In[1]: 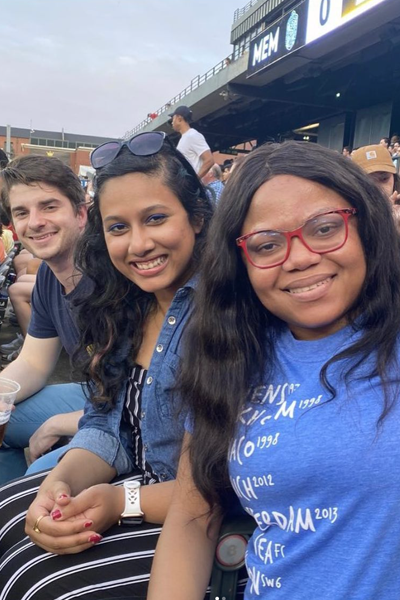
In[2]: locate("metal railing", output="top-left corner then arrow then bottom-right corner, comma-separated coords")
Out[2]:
122,0 -> 263,139
233,0 -> 261,22
123,44 -> 250,139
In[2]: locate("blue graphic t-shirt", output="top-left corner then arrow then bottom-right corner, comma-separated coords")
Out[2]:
229,325 -> 400,599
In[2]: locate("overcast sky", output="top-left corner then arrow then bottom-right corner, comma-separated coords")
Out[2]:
1,0 -> 239,138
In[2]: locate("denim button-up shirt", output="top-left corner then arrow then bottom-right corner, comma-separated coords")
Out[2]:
63,278 -> 196,480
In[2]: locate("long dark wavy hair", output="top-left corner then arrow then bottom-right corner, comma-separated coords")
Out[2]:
73,144 -> 213,405
179,141 -> 400,517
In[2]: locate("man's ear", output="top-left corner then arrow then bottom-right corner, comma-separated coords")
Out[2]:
77,203 -> 88,229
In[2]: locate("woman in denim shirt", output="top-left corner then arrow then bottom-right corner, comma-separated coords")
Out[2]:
0,135 -> 213,599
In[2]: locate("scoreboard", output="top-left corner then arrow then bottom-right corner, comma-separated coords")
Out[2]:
306,0 -> 389,44
248,0 -> 391,78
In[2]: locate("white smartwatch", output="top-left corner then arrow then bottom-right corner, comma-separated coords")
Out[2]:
119,480 -> 144,526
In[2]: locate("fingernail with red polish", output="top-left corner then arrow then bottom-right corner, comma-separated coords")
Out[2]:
51,509 -> 62,520
58,494 -> 68,500
84,521 -> 93,528
88,534 -> 103,544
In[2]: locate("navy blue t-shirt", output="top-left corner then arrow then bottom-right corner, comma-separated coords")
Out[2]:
28,262 -> 92,357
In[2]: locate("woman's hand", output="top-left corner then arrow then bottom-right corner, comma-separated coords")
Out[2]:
51,483 -> 125,536
24,449 -> 118,554
389,190 -> 400,205
25,481 -> 115,555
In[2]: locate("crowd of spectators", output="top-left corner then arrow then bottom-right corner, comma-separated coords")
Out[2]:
343,133 -> 400,173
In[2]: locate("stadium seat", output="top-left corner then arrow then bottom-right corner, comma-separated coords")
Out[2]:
210,513 -> 255,600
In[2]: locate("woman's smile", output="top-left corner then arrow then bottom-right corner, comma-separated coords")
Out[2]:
283,274 -> 335,298
131,255 -> 168,272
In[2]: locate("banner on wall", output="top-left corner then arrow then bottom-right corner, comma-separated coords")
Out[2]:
247,1 -> 308,78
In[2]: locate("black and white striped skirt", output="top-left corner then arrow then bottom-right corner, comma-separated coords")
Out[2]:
0,470 -> 160,600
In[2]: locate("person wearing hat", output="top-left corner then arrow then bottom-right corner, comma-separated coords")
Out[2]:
351,144 -> 400,204
221,159 -> 233,184
169,106 -> 214,179
352,144 -> 400,232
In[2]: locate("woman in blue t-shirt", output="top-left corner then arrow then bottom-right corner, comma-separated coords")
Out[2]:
148,141 -> 400,600
0,134 -> 213,599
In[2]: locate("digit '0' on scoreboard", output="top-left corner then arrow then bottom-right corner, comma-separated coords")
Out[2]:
305,0 -> 389,45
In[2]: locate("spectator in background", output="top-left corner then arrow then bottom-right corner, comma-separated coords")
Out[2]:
380,137 -> 390,149
0,207 -> 18,242
352,144 -> 399,200
0,257 -> 43,362
85,178 -> 95,205
0,220 -> 14,254
0,149 -> 9,170
169,105 -> 214,179
202,163 -> 224,202
0,230 -> 6,264
392,141 -> 400,173
342,146 -> 352,157
352,144 -> 400,230
221,159 -> 233,184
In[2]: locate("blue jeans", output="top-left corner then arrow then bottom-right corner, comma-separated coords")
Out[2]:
0,383 -> 86,484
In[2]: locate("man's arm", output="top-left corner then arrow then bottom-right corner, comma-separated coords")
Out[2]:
29,410 -> 84,461
197,150 -> 214,180
2,334 -> 62,403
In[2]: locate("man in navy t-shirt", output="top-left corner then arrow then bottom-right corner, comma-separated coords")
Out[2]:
0,155 -> 89,482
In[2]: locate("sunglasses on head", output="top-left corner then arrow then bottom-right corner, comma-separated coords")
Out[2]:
90,131 -> 174,169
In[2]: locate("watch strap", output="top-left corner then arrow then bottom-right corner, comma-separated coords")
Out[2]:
120,481 -> 144,518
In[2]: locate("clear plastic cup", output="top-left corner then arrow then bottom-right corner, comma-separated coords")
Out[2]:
0,378 -> 21,446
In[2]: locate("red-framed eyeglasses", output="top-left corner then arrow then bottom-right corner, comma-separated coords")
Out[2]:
236,208 -> 358,269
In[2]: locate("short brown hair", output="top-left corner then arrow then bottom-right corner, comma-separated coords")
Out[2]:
0,155 -> 85,219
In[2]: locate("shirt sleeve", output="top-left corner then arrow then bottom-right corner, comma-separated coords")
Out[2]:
60,428 -> 134,475
190,130 -> 211,156
28,264 -> 59,339
58,397 -> 134,475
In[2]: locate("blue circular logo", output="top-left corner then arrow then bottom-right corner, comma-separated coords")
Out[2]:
285,10 -> 299,51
